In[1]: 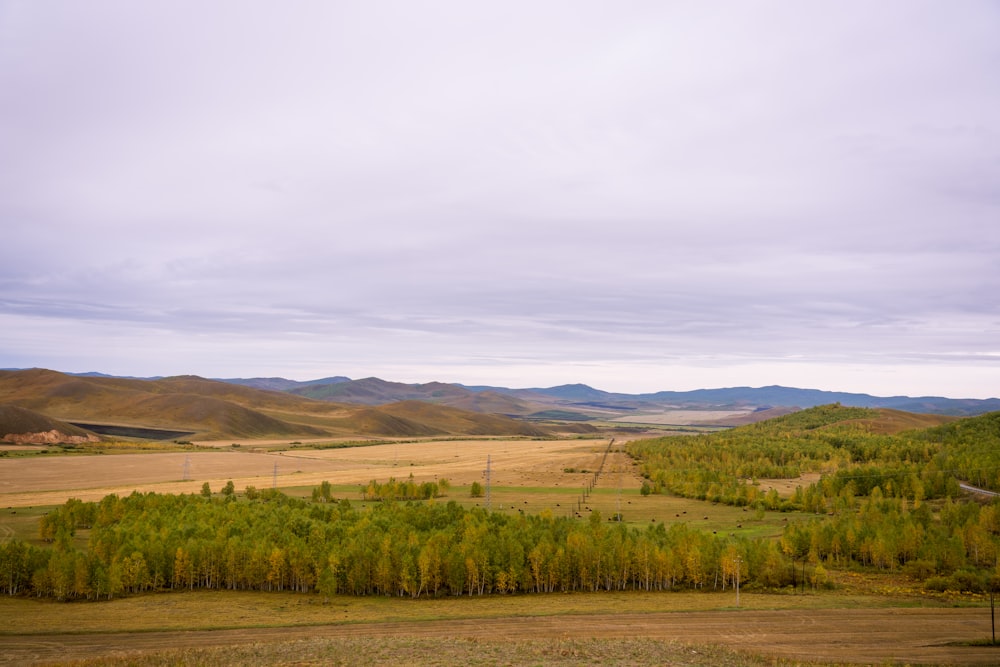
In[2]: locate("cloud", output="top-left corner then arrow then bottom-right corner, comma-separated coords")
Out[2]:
1,1 -> 998,397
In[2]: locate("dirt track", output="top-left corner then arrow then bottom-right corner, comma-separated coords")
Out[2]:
1,608 -> 996,665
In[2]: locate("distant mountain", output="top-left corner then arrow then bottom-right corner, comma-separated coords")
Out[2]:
217,376 -> 351,392
12,369 -> 996,419
289,377 -> 475,405
69,371 -> 162,380
636,385 -> 1000,416
523,383 -> 615,401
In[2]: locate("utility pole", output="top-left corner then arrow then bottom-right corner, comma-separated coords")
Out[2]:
615,440 -> 622,521
182,454 -> 191,482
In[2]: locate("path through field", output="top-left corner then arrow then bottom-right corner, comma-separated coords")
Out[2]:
0,608 -> 995,665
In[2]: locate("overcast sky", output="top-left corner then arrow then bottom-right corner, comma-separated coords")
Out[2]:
1,1 -> 998,398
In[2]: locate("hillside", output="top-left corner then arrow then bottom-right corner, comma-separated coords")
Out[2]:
289,377 -> 473,405
0,370 -> 558,440
0,404 -> 99,444
375,401 -> 550,437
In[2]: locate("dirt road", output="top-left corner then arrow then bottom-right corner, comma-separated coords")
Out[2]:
1,608 -> 996,665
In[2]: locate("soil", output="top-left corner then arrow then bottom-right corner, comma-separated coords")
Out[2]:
0,608 -> 995,665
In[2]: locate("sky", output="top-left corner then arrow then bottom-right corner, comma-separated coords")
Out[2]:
1,1 -> 998,398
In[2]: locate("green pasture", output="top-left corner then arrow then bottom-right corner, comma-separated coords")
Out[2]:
278,481 -> 806,539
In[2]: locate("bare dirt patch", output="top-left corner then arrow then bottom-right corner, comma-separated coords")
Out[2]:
755,473 -> 822,495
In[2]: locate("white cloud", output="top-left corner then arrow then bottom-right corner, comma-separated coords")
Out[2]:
1,1 -> 998,397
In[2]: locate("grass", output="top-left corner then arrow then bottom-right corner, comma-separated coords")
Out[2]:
282,484 -> 805,538
55,636 -> 814,667
3,589 -> 985,666
1,504 -> 52,543
0,588 -> 954,636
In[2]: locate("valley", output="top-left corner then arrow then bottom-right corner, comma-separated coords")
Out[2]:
1,368 -> 999,665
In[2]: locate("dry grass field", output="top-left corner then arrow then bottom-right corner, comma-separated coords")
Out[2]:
1,591 -> 997,665
0,438 -> 801,538
0,438 -> 624,508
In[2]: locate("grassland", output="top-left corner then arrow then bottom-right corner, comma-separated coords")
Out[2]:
1,590 -> 997,665
3,429 -> 1000,665
1,437 -> 804,543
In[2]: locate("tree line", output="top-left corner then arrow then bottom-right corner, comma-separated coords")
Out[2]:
2,488 -> 794,601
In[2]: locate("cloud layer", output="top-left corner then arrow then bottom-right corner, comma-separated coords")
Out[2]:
2,1 -> 998,397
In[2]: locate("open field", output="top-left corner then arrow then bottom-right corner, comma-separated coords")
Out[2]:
0,591 -> 997,665
0,437 -> 627,507
610,409 -> 750,425
4,423 -> 999,666
0,438 -> 803,538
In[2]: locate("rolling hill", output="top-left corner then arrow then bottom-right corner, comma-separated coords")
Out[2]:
0,370 -> 561,441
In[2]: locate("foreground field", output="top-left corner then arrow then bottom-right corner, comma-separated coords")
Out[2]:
0,591 -> 996,665
5,409 -> 1000,665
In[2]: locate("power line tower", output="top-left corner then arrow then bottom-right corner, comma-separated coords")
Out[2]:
483,455 -> 492,511
272,460 -> 278,489
182,454 -> 191,482
616,441 -> 623,521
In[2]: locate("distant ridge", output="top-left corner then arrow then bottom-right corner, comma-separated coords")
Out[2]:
6,369 -> 998,417
219,376 -> 351,392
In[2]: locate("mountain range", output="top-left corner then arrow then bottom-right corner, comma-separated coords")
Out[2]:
1,368 -> 996,444
221,375 -> 999,416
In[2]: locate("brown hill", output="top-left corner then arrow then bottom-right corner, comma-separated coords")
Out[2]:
0,403 -> 99,444
289,377 -> 474,405
327,408 -> 447,438
0,370 -> 553,440
0,369 -> 337,439
442,390 -> 538,415
369,401 -> 550,437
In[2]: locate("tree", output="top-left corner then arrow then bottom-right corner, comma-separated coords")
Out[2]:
222,480 -> 235,498
470,481 -> 484,498
201,482 -> 212,498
